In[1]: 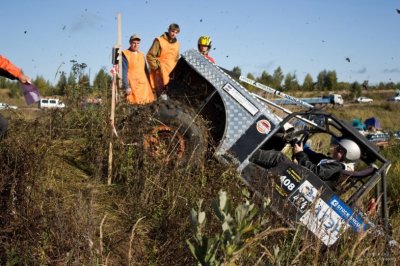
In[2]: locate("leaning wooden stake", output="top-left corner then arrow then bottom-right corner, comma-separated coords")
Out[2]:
108,13 -> 122,185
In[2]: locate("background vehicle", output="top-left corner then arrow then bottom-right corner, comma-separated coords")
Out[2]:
274,94 -> 344,106
387,91 -> 400,102
138,49 -> 393,247
0,102 -> 18,110
388,96 -> 400,102
39,98 -> 65,109
356,96 -> 373,103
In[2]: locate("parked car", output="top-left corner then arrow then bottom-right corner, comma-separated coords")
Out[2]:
356,96 -> 373,103
393,131 -> 400,140
39,98 -> 65,109
388,96 -> 400,102
0,102 -> 18,110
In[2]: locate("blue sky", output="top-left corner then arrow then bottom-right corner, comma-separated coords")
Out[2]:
2,0 -> 399,85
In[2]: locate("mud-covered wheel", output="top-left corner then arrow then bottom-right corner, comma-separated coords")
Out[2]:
144,101 -> 208,167
0,114 -> 8,139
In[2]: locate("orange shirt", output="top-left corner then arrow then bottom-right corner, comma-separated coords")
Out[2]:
147,34 -> 180,89
156,36 -> 179,85
122,50 -> 154,104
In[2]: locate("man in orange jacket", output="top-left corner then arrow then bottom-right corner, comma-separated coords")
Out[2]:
0,54 -> 30,83
122,34 -> 155,104
0,54 -> 31,138
146,23 -> 180,97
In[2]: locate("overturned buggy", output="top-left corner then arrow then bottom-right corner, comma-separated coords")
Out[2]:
145,49 -> 392,247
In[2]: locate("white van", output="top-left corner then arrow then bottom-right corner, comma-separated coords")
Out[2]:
39,98 -> 66,109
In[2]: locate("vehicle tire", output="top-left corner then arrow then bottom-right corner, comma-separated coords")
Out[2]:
0,114 -> 8,139
144,100 -> 208,168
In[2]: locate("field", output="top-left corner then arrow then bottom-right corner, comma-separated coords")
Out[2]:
1,89 -> 400,265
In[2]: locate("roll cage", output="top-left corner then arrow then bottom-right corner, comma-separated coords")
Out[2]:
259,108 -> 391,229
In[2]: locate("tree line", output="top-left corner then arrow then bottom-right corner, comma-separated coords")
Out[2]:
0,61 -> 112,101
231,66 -> 400,97
1,61 -> 399,100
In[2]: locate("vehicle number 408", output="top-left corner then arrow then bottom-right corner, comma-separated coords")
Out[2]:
280,176 -> 296,191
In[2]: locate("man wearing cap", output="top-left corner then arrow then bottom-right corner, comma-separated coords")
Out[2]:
122,34 -> 155,104
146,23 -> 180,97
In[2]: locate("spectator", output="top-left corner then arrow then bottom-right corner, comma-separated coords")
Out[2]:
122,34 -> 155,104
0,54 -> 30,83
0,54 -> 32,138
146,23 -> 180,97
250,138 -> 361,181
198,35 -> 215,63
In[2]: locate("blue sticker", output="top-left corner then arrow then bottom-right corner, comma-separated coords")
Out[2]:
328,195 -> 368,232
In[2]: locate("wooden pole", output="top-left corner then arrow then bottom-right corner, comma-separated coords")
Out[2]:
107,13 -> 122,185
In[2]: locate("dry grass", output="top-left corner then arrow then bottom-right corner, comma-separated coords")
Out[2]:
0,94 -> 399,265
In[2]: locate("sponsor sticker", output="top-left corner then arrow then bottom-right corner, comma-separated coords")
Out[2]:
222,83 -> 259,116
274,167 -> 302,197
328,195 -> 367,232
256,119 -> 271,134
300,198 -> 349,246
289,180 -> 319,213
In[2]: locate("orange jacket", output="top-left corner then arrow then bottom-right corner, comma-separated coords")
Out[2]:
122,50 -> 155,104
147,35 -> 179,89
0,55 -> 23,80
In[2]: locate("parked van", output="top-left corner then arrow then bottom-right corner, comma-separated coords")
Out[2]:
39,98 -> 65,109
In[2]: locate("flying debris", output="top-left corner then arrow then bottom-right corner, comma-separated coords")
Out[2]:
54,62 -> 65,80
62,25 -> 66,30
346,57 -> 351,62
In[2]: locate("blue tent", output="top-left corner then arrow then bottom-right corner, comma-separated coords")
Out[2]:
364,117 -> 382,130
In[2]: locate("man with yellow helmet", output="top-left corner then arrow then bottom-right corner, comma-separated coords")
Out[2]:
198,35 -> 215,64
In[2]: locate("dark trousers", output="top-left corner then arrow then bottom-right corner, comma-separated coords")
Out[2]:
250,149 -> 290,169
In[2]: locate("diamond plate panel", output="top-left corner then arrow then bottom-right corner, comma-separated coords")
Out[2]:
182,49 -> 281,155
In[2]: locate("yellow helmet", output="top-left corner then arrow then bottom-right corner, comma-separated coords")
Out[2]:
198,35 -> 212,50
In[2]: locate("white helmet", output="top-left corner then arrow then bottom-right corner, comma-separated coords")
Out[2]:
338,138 -> 361,161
